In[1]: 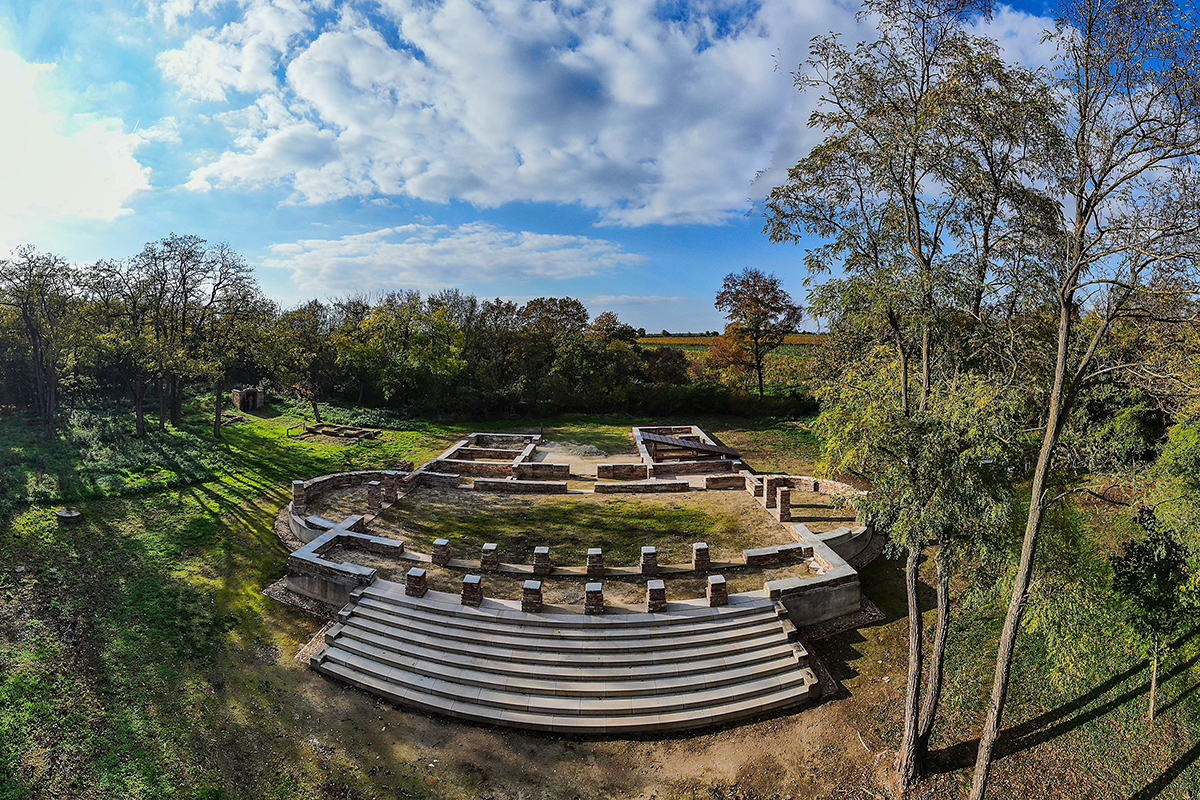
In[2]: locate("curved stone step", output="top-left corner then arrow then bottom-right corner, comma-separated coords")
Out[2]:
330,621 -> 802,681
316,657 -> 816,734
344,602 -> 785,654
330,635 -> 801,697
353,594 -> 778,641
356,580 -> 773,627
337,612 -> 790,668
319,647 -> 811,717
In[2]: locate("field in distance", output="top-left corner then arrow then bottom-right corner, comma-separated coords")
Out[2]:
639,332 -> 826,353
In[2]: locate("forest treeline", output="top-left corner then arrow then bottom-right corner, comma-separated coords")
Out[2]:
0,235 -> 815,439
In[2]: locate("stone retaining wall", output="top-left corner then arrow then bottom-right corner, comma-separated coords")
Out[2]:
705,473 -> 745,490
515,462 -> 570,480
651,459 -> 737,476
474,478 -> 569,494
596,463 -> 649,480
594,480 -> 690,494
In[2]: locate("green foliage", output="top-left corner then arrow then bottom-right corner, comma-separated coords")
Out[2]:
1111,509 -> 1198,656
1161,421 -> 1200,487
815,354 -> 1018,557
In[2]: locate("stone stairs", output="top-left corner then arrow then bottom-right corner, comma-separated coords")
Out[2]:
310,578 -> 819,734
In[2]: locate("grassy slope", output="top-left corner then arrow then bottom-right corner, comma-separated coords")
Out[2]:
3,403 -> 1199,799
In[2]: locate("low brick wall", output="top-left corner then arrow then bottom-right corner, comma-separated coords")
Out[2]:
705,473 -> 745,490
457,446 -> 526,460
650,459 -> 736,477
418,471 -> 461,489
515,462 -> 570,480
474,478 -> 569,494
743,541 -> 813,566
431,458 -> 513,478
596,463 -> 649,480
594,480 -> 690,494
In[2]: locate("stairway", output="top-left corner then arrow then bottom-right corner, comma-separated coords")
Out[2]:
311,578 -> 818,734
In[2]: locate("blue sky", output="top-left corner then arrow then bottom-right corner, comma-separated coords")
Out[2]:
0,0 -> 1054,331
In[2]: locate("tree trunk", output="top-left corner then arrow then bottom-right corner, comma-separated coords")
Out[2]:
917,558 -> 951,760
157,378 -> 167,430
756,358 -> 765,399
1149,638 -> 1159,723
969,300 -> 1074,800
311,398 -> 322,424
169,375 -> 182,427
213,378 -> 223,439
919,321 -> 930,413
133,377 -> 146,438
896,545 -> 925,794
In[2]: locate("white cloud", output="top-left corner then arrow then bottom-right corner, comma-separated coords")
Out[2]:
156,0 -> 314,102
262,222 -> 646,296
162,0 -> 858,225
0,46 -> 154,249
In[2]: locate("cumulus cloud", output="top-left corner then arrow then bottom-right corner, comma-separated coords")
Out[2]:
159,0 -> 1058,226
262,222 -> 646,295
160,0 -> 859,225
0,46 -> 154,248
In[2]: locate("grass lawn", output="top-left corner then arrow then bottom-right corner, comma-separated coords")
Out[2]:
2,401 -> 1198,799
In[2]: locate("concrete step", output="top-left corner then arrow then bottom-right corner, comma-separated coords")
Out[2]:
320,646 -> 811,717
315,657 -> 816,734
330,634 -> 802,697
331,621 -> 803,681
344,602 -> 785,654
337,612 -> 792,667
353,594 -> 778,641
356,580 -> 773,627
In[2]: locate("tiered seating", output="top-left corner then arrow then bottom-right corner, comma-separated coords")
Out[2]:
311,578 -> 818,734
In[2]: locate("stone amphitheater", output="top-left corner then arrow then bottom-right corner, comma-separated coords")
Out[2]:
280,426 -> 876,735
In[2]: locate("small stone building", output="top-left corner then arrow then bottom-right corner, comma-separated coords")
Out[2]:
231,387 -> 266,411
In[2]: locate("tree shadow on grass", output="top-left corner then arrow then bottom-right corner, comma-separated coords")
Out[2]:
929,626 -> 1200,775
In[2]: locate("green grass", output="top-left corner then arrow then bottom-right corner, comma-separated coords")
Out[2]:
4,400 -> 1197,799
387,494 -> 738,564
0,404 -> 827,799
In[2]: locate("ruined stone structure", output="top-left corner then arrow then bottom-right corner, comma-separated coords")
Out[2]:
230,387 -> 266,411
284,424 -> 874,735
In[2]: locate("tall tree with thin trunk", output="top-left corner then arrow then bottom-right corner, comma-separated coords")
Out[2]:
969,0 -> 1200,796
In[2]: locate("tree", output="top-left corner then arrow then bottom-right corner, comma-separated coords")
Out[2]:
0,246 -> 77,439
714,268 -> 801,398
763,0 -> 1051,789
277,300 -> 339,423
1111,508 -> 1197,722
970,1 -> 1200,795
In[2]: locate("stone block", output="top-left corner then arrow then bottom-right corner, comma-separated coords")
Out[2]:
522,580 -> 543,613
405,567 -> 428,598
584,582 -> 604,614
291,480 -> 308,509
367,480 -> 382,511
745,475 -> 764,497
707,574 -> 728,607
646,579 -> 667,613
692,542 -> 711,571
640,546 -> 659,576
532,546 -> 551,576
461,574 -> 483,607
774,486 -> 792,522
382,472 -> 398,503
587,547 -> 604,577
481,542 -> 499,570
432,538 -> 450,566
